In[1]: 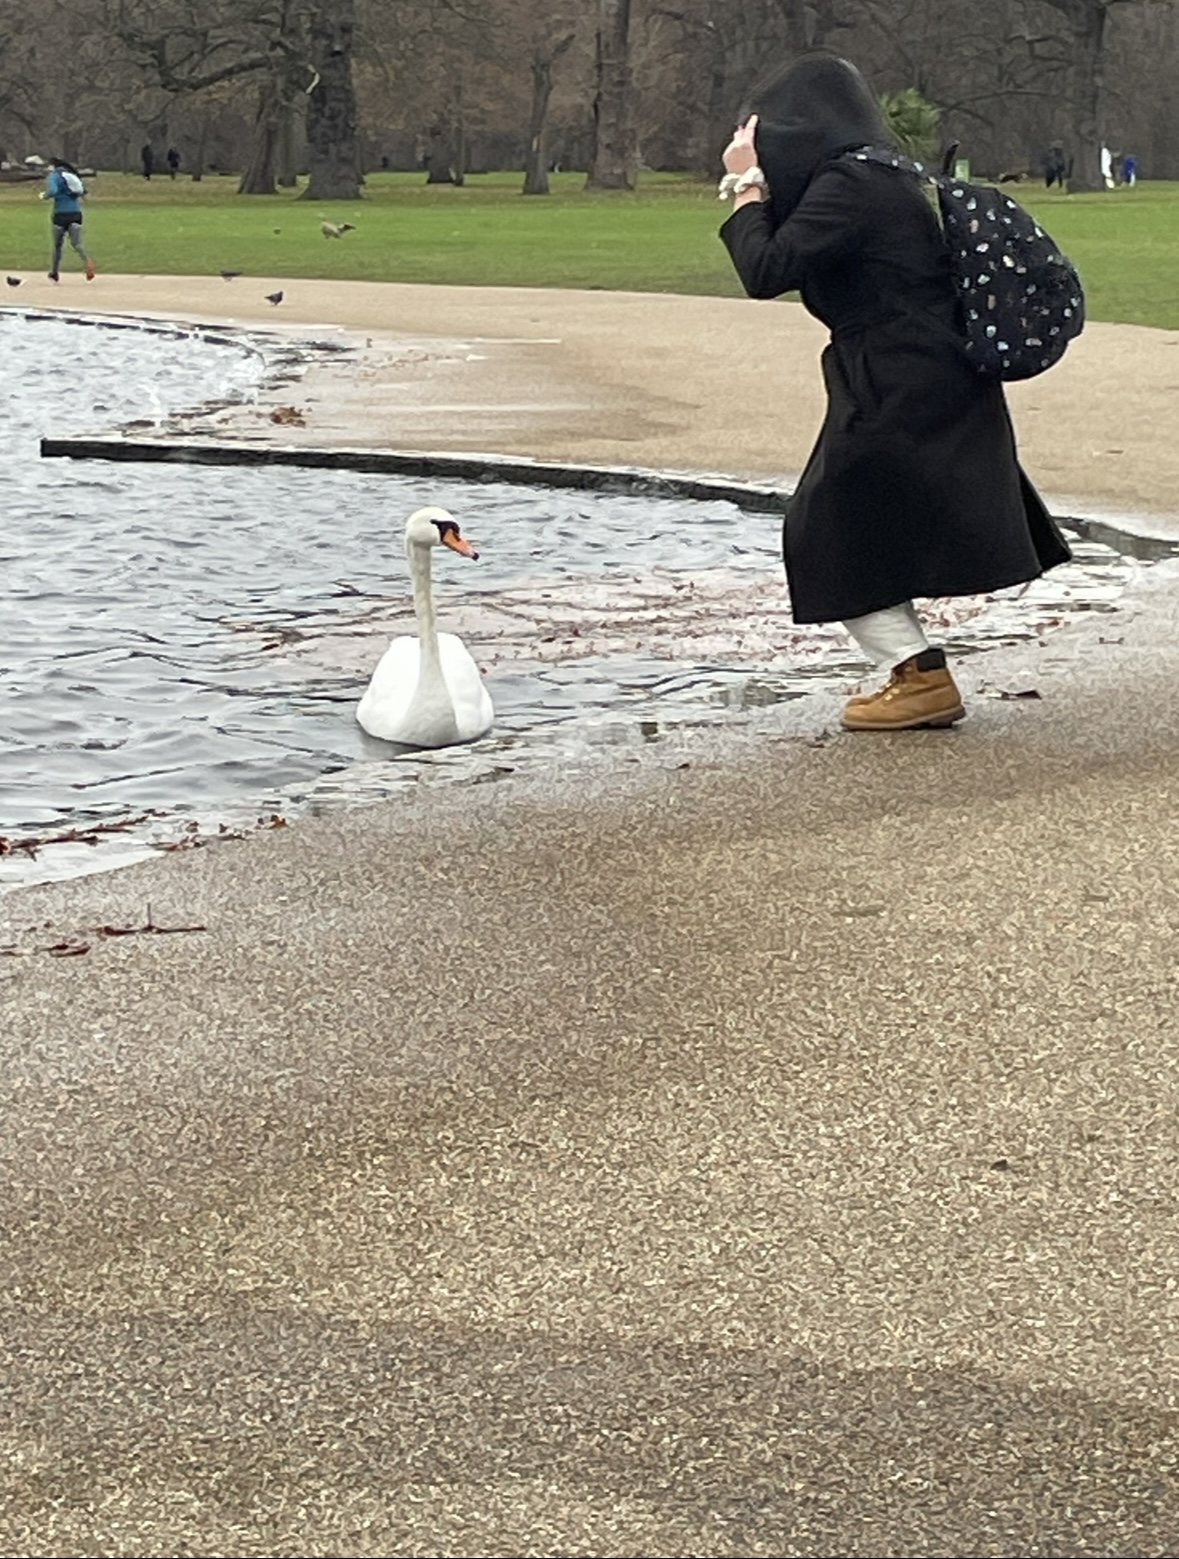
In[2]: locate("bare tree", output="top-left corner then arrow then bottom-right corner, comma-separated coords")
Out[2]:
586,0 -> 636,188
824,0 -> 1175,184
235,19 -> 321,193
1029,0 -> 1171,189
108,0 -> 359,193
6,0 -> 1179,192
640,0 -> 857,176
0,0 -> 43,154
1106,0 -> 1179,173
301,0 -> 360,197
524,27 -> 576,192
855,0 -> 1051,169
359,0 -> 504,182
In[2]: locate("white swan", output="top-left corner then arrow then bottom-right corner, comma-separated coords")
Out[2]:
356,506 -> 495,748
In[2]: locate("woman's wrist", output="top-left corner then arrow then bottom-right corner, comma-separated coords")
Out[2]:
718,166 -> 768,201
731,186 -> 766,210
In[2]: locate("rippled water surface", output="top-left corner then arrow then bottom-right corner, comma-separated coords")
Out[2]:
0,310 -> 1157,887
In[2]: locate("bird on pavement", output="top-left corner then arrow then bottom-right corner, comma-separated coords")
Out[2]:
321,221 -> 356,239
265,291 -> 284,305
5,276 -> 21,287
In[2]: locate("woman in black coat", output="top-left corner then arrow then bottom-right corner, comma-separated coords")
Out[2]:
719,54 -> 1071,731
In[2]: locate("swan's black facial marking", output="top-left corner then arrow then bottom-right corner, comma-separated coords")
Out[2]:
433,518 -> 460,543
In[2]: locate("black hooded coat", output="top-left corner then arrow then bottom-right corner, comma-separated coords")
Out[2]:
720,55 -> 1070,624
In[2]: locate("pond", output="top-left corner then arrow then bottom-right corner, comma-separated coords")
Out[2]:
0,308 -> 1157,889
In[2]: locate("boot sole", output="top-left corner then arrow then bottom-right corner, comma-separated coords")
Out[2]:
841,705 -> 966,732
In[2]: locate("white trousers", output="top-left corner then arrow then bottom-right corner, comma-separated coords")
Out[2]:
842,601 -> 930,668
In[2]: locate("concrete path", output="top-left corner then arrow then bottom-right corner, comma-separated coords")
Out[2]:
2,280 -> 1179,1557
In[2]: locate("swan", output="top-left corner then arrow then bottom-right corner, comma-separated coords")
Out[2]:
356,506 -> 495,748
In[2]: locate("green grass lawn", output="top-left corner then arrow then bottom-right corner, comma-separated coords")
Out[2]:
2,169 -> 1176,328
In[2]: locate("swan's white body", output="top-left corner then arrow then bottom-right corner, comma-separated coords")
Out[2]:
356,507 -> 494,748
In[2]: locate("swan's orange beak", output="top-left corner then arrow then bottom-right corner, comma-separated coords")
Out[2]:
442,530 -> 479,560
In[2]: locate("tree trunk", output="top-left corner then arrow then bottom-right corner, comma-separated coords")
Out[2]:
424,124 -> 456,184
239,78 -> 282,193
191,116 -> 208,181
299,0 -> 361,200
1065,0 -> 1108,191
453,78 -> 466,187
585,0 -> 635,190
523,57 -> 554,195
523,40 -> 571,195
1035,0 -> 1122,191
781,0 -> 811,51
277,103 -> 298,187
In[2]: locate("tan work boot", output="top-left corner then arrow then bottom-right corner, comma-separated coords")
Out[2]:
841,648 -> 966,731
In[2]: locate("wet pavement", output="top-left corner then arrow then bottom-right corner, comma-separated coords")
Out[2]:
1,310 -> 1167,888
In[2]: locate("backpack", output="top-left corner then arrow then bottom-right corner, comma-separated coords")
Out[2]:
57,168 -> 85,197
848,146 -> 1085,382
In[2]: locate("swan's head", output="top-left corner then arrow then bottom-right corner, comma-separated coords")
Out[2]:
404,506 -> 480,560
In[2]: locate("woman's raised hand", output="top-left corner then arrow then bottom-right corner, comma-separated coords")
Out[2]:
723,114 -> 759,175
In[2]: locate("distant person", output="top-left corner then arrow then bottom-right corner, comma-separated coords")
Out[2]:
166,146 -> 180,179
1043,142 -> 1069,188
718,54 -> 1071,731
1122,153 -> 1138,187
1100,145 -> 1114,188
140,142 -> 154,179
40,158 -> 95,283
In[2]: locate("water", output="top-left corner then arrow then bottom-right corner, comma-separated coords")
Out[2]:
0,309 -> 1160,888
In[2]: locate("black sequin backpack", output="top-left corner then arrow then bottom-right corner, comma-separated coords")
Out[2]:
848,145 -> 1085,382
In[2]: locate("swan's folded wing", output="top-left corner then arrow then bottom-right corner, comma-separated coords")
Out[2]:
439,633 -> 494,742
356,636 -> 420,741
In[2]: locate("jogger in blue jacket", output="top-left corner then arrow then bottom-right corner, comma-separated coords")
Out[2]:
41,159 -> 96,283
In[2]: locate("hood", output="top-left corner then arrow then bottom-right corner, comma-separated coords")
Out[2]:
742,54 -> 893,227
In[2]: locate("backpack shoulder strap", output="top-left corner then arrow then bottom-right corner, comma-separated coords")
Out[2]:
845,145 -> 933,183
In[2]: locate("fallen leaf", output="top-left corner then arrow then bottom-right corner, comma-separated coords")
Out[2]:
0,814 -> 155,856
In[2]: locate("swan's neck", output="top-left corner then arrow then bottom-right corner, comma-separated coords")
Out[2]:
404,538 -> 459,743
408,538 -> 444,678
